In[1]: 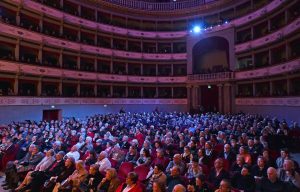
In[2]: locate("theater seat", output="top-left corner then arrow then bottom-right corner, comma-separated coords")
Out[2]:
134,165 -> 150,182
118,162 -> 134,180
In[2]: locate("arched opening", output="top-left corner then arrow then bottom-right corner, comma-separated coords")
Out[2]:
192,36 -> 229,74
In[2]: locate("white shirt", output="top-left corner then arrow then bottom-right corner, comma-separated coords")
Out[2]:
66,151 -> 80,161
96,157 -> 111,172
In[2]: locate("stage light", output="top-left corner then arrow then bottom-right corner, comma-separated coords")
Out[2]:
193,26 -> 201,33
208,85 -> 212,89
104,104 -> 107,107
51,105 -> 55,109
225,21 -> 228,24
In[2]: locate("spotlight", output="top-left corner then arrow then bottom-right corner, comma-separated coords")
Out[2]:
193,26 -> 201,33
208,85 -> 211,89
104,104 -> 107,107
225,21 -> 228,24
51,105 -> 55,109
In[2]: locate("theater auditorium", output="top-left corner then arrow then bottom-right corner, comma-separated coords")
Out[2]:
0,0 -> 299,191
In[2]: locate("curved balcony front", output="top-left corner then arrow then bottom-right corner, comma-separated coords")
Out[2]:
0,60 -> 187,84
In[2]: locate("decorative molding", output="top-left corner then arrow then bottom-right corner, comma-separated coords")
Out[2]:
0,60 -> 187,83
0,97 -> 187,106
187,72 -> 234,83
235,59 -> 300,80
0,22 -> 186,60
235,17 -> 300,53
235,97 -> 300,106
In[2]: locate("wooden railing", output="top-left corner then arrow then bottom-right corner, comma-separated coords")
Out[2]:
188,72 -> 234,82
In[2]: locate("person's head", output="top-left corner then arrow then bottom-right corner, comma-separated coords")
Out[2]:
75,160 -> 85,171
129,146 -> 136,154
218,179 -> 231,192
71,145 -> 78,152
280,148 -> 289,158
267,167 -> 277,182
156,149 -> 164,158
172,184 -> 186,192
153,164 -> 164,174
198,148 -> 205,157
122,135 -> 128,142
46,149 -> 55,157
171,166 -> 180,176
65,157 -> 75,167
205,141 -> 212,150
191,158 -> 199,169
214,158 -> 223,169
184,146 -> 191,154
56,151 -> 65,161
224,144 -> 231,153
153,181 -> 165,192
143,149 -> 150,157
173,154 -> 181,164
98,151 -> 108,161
89,164 -> 99,175
248,139 -> 254,147
239,146 -> 247,155
31,145 -> 39,154
195,174 -> 205,187
283,159 -> 295,171
241,165 -> 250,176
257,156 -> 265,167
105,168 -> 117,180
126,172 -> 139,186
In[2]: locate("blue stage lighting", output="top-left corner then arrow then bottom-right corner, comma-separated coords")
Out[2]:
193,26 -> 201,33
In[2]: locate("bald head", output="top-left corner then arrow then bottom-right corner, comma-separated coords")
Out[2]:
172,184 -> 186,192
267,167 -> 277,181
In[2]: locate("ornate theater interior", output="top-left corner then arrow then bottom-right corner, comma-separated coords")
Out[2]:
0,0 -> 299,191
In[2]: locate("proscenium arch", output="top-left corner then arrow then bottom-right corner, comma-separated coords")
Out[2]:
192,36 -> 230,74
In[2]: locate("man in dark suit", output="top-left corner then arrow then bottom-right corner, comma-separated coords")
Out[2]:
218,144 -> 236,164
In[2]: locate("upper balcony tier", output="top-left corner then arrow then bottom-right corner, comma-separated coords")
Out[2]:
2,0 -> 284,37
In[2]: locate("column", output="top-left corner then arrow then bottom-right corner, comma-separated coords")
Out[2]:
110,85 -> 113,97
287,78 -> 290,96
253,82 -> 256,97
15,40 -> 20,61
58,80 -> 62,96
77,55 -> 80,70
171,87 -> 174,98
192,85 -> 199,110
141,86 -> 143,98
59,50 -> 63,68
38,45 -> 43,65
125,86 -> 128,98
94,57 -> 98,72
37,78 -> 42,96
14,76 -> 19,95
270,81 -> 273,96
94,83 -> 97,97
217,84 -> 223,113
187,85 -> 192,112
223,83 -> 232,114
77,82 -> 80,97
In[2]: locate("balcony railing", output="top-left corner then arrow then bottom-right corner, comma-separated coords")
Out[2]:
101,0 -> 214,11
188,72 -> 234,82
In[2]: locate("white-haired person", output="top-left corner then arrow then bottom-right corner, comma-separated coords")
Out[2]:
96,151 -> 112,172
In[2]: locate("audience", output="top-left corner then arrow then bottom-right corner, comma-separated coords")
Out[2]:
0,111 -> 298,192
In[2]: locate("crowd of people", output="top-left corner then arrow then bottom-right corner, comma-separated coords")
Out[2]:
0,111 -> 299,192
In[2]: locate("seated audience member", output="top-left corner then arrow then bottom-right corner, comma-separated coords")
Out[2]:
96,151 -> 112,172
84,150 -> 97,166
15,149 -> 56,191
187,174 -> 210,192
181,146 -> 192,164
259,167 -> 285,192
152,149 -> 170,169
153,181 -> 166,192
29,151 -> 66,191
185,158 -> 203,180
98,168 -> 121,192
115,172 -> 143,192
136,148 -> 152,166
110,144 -> 126,164
140,140 -> 152,156
42,156 -> 76,192
147,164 -> 167,192
125,146 -> 139,164
251,156 -> 268,180
232,165 -> 255,192
218,144 -> 236,165
4,144 -> 44,190
65,145 -> 80,161
208,158 -> 229,189
166,154 -> 186,175
238,146 -> 252,165
214,179 -> 233,192
262,149 -> 276,168
120,135 -> 130,150
172,184 -> 186,192
230,155 -> 245,178
167,166 -> 185,192
58,160 -> 88,192
196,148 -> 209,166
277,159 -> 300,191
79,164 -> 102,192
276,148 -> 292,168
